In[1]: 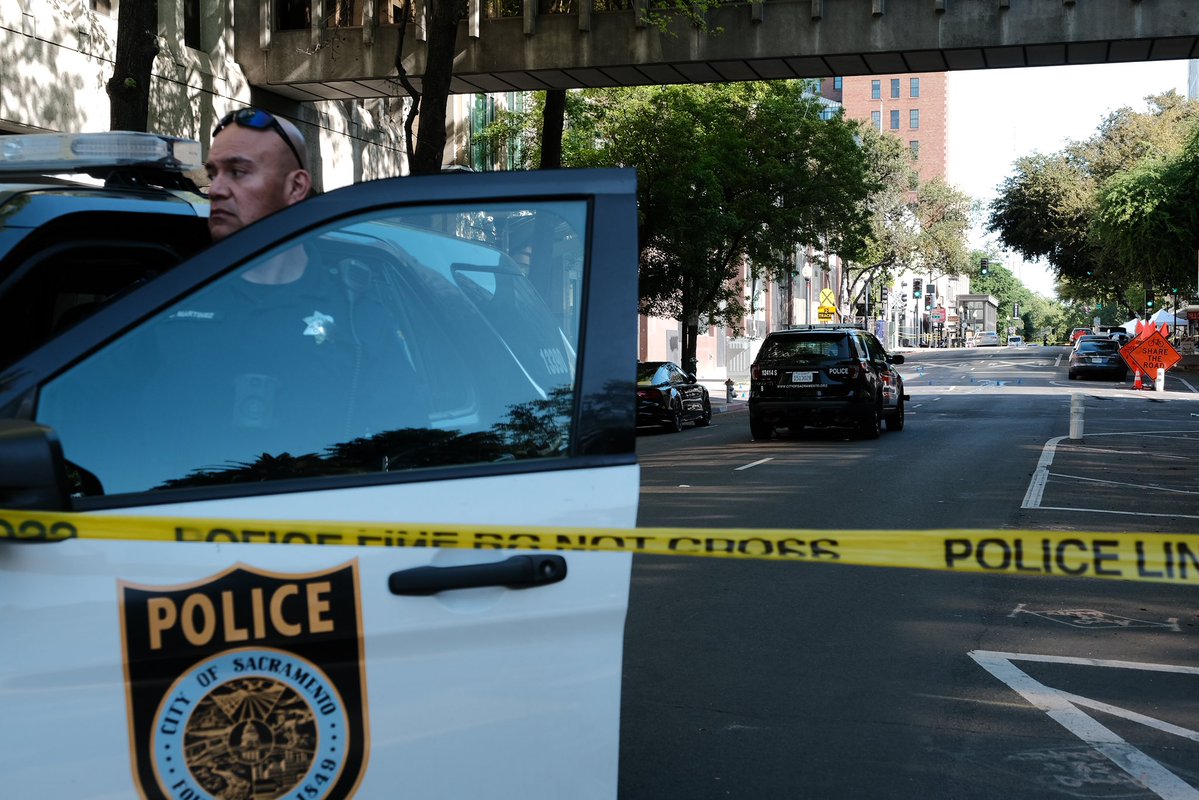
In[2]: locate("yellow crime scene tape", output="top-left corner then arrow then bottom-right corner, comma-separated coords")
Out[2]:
1,509 -> 1196,585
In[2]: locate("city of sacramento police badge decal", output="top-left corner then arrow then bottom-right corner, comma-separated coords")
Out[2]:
119,561 -> 369,800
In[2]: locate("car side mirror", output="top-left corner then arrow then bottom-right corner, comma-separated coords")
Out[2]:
0,420 -> 72,511
890,354 -> 905,365
686,373 -> 697,384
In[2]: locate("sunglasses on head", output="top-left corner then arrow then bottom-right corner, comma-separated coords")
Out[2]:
213,108 -> 305,170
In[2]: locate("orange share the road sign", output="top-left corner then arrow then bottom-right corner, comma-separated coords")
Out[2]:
1120,330 -> 1181,377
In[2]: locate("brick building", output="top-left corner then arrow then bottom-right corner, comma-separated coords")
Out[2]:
819,73 -> 976,347
821,73 -> 948,184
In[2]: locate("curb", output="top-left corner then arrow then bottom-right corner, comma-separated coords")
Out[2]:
711,402 -> 748,415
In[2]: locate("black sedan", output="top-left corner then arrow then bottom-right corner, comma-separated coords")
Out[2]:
1068,338 -> 1128,380
636,361 -> 712,431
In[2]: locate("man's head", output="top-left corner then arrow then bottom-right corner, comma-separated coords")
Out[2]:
206,108 -> 312,242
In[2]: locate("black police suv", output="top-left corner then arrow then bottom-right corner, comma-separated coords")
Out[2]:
748,324 -> 907,440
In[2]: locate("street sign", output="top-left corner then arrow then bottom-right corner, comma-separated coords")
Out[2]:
1120,331 -> 1181,377
930,307 -> 946,323
818,288 -> 837,308
817,306 -> 836,321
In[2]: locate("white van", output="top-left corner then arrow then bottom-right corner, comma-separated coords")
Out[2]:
0,135 -> 641,799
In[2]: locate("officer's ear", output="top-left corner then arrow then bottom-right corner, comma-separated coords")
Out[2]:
284,169 -> 313,206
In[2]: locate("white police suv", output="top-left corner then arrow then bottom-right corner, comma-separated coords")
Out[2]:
0,133 -> 640,799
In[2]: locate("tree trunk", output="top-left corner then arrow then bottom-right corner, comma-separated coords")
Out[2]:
539,89 -> 566,169
409,0 -> 467,175
107,0 -> 159,132
681,314 -> 700,377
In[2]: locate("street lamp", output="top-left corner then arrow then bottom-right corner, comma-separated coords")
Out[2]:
801,263 -> 812,325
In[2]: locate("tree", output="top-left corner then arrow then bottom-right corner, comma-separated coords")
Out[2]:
390,0 -> 469,174
987,91 -> 1199,313
107,0 -> 159,131
1094,126 -> 1199,302
841,127 -> 920,313
912,178 -> 973,280
556,82 -> 873,374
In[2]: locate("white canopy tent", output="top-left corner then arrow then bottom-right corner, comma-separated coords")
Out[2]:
1121,309 -> 1187,332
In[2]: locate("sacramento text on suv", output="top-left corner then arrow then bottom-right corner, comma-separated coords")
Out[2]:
748,324 -> 908,440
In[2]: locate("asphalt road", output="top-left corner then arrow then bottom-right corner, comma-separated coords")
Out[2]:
619,346 -> 1199,799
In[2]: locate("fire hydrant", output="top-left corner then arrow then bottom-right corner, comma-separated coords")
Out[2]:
725,379 -> 736,402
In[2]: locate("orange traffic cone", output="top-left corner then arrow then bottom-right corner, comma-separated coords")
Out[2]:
1133,370 -> 1143,390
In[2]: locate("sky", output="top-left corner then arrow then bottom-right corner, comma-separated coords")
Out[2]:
946,60 -> 1192,298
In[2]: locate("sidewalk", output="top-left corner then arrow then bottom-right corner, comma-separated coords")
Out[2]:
698,378 -> 749,415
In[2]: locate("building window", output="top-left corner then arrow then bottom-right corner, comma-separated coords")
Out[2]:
871,111 -> 881,131
470,94 -> 498,170
890,79 -> 900,99
184,0 -> 201,49
910,140 -> 920,159
278,0 -> 311,29
890,110 -> 900,130
833,77 -> 842,90
871,80 -> 881,100
910,109 -> 920,130
910,77 -> 921,98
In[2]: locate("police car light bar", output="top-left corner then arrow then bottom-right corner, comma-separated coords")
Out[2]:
0,131 -> 202,175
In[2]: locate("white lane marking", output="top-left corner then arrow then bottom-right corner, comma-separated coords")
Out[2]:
1023,430 -> 1199,510
1051,472 -> 1199,495
1069,445 -> 1190,459
1031,505 -> 1199,520
970,650 -> 1199,800
1022,435 -> 1064,509
1058,691 -> 1199,742
1055,354 -> 1063,366
735,457 -> 773,471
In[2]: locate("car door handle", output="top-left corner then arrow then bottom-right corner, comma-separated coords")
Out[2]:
388,554 -> 567,595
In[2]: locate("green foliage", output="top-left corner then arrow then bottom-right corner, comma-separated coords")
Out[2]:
968,250 -> 1074,340
987,91 -> 1199,315
557,83 -> 874,346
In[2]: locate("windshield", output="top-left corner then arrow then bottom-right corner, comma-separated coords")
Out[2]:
758,334 -> 850,362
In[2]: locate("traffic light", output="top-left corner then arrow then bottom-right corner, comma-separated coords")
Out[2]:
912,278 -> 922,299
1013,301 -> 1020,316
924,291 -> 933,310
980,257 -> 990,276
1146,290 -> 1155,309
881,286 -> 890,302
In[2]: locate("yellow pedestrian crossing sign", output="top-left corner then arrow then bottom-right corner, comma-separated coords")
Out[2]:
817,288 -> 837,321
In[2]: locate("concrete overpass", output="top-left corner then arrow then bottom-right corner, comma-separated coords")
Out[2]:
236,0 -> 1199,102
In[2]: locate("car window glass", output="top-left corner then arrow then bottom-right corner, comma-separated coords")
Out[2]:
35,200 -> 588,497
669,366 -> 688,384
861,334 -> 883,362
759,334 -> 848,362
636,363 -> 660,384
0,212 -> 211,366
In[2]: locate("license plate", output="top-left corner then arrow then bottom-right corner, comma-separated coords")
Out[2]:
791,372 -> 814,383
